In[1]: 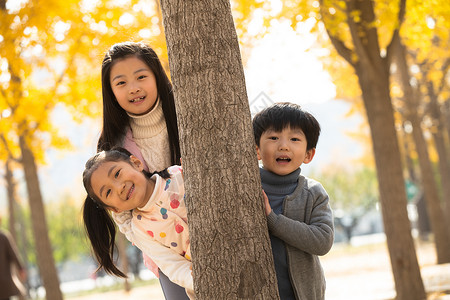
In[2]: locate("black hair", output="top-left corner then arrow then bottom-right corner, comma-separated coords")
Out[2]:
82,147 -> 170,277
97,42 -> 181,166
252,102 -> 321,150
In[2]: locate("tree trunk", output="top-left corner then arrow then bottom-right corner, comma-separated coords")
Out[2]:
427,82 -> 450,222
407,109 -> 450,262
394,39 -> 450,263
444,101 -> 450,144
4,158 -> 27,300
355,64 -> 426,300
19,136 -> 63,300
160,1 -> 279,299
117,233 -> 131,292
5,158 -> 17,241
320,0 -> 426,298
400,126 -> 430,239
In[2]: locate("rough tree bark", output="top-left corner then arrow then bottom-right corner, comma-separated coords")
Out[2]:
319,0 -> 426,298
160,1 -> 279,299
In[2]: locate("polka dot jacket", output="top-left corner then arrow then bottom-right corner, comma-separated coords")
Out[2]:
133,165 -> 191,260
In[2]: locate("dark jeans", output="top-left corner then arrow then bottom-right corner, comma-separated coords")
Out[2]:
159,270 -> 189,300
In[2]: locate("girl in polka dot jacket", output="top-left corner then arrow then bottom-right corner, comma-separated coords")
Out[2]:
82,148 -> 194,299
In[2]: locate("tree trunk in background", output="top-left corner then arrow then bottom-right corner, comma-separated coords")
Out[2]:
19,136 -> 63,300
4,159 -> 26,300
444,102 -> 450,144
320,0 -> 426,298
160,1 -> 279,298
117,233 -> 131,292
407,108 -> 450,262
427,81 -> 450,222
354,64 -> 426,300
5,159 -> 17,241
400,127 -> 430,240
394,39 -> 450,263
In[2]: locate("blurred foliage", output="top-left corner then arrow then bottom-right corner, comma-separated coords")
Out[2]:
0,0 -> 168,165
311,165 -> 379,217
6,196 -> 89,266
46,197 -> 90,263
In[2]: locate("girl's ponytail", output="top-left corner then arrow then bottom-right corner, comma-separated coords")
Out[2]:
82,195 -> 126,278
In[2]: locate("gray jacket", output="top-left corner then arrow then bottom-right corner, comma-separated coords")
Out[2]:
266,173 -> 334,300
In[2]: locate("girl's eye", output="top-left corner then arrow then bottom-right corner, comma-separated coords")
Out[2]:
138,75 -> 147,80
115,170 -> 121,178
116,81 -> 126,86
106,189 -> 111,198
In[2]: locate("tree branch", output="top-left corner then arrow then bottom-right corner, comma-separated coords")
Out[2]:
0,134 -> 21,163
386,0 -> 406,65
437,58 -> 450,95
345,0 -> 373,68
319,1 -> 355,67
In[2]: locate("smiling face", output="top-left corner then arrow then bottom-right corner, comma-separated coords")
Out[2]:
110,56 -> 158,116
256,126 -> 315,176
90,157 -> 154,213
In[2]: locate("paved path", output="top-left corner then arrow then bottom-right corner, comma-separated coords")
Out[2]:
69,239 -> 450,300
321,239 -> 450,300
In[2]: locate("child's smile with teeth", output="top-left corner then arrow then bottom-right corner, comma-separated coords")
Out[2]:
130,96 -> 145,103
276,157 -> 291,163
127,184 -> 135,200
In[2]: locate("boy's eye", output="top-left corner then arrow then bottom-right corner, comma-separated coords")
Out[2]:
115,170 -> 121,178
269,136 -> 278,140
291,138 -> 300,141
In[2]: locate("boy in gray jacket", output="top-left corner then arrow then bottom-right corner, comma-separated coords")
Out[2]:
253,102 -> 334,300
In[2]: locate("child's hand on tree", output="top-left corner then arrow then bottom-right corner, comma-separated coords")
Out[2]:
262,190 -> 272,216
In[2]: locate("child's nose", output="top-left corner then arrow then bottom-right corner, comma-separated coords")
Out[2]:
115,182 -> 126,197
129,83 -> 141,94
278,139 -> 289,150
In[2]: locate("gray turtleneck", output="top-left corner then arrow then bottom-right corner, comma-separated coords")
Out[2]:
260,167 -> 300,300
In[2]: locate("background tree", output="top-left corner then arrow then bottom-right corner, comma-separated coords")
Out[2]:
400,0 -> 450,222
160,0 -> 279,298
392,37 -> 450,264
303,1 -> 427,298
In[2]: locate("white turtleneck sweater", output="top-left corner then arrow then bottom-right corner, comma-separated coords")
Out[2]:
128,99 -> 172,172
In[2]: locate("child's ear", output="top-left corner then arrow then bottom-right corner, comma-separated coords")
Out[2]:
256,145 -> 261,160
130,155 -> 144,171
303,148 -> 316,164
